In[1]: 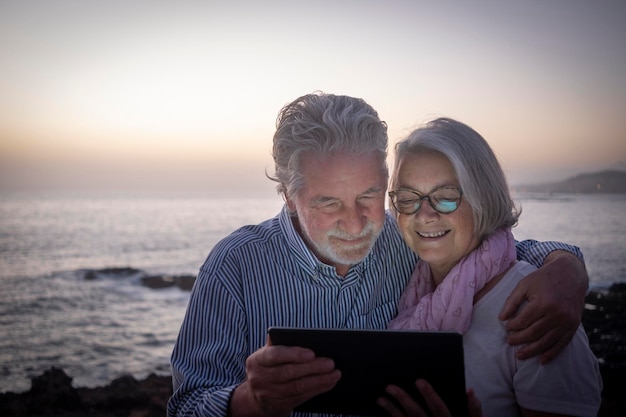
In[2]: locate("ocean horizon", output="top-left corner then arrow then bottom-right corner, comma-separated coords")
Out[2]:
1,190 -> 625,393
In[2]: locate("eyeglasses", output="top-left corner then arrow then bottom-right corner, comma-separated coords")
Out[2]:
388,186 -> 463,215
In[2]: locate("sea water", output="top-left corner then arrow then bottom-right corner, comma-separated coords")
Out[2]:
1,191 -> 624,393
512,192 -> 626,286
0,191 -> 284,393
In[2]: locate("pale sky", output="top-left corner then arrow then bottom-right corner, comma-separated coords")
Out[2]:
1,0 -> 625,194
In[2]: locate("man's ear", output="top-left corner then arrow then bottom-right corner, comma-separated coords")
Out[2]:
284,193 -> 296,214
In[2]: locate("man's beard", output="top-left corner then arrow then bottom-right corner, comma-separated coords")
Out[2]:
300,220 -> 382,267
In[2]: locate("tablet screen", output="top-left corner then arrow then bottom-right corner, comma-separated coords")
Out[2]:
268,327 -> 467,417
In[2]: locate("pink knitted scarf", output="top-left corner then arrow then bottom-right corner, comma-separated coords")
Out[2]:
388,228 -> 516,333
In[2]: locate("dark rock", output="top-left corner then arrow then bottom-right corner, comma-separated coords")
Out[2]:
174,275 -> 196,291
141,275 -> 176,289
140,274 -> 196,290
0,370 -> 171,417
609,282 -> 626,293
83,267 -> 143,280
79,375 -> 148,409
30,367 -> 81,409
81,267 -> 196,290
583,285 -> 626,416
0,368 -> 82,416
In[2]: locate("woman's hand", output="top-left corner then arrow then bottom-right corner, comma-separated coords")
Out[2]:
377,379 -> 482,417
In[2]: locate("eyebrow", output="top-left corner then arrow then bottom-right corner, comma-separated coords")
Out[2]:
362,186 -> 385,195
394,183 -> 458,194
311,186 -> 385,205
311,195 -> 338,205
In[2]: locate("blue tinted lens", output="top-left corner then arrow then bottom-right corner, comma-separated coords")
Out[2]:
434,200 -> 458,213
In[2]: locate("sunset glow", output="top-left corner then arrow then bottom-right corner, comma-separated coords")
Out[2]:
1,0 -> 625,193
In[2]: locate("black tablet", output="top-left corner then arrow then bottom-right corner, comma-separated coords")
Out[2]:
268,327 -> 467,417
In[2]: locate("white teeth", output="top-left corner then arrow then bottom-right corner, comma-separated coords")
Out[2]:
418,230 -> 447,238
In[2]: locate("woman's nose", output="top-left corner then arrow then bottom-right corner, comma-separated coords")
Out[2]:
414,199 -> 439,221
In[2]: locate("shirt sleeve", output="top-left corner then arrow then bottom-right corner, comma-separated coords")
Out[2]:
167,264 -> 247,417
514,326 -> 602,416
515,239 -> 585,268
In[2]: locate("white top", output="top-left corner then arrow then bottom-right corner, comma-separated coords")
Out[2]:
463,261 -> 602,417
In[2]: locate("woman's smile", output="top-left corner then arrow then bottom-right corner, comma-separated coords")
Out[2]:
416,229 -> 450,238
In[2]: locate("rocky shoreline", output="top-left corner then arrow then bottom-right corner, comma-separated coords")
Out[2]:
581,282 -> 626,416
1,282 -> 625,417
0,369 -> 171,417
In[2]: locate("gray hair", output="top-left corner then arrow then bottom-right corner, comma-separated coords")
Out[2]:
268,92 -> 389,197
392,117 -> 520,239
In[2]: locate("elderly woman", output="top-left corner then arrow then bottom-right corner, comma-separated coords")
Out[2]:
382,118 -> 602,417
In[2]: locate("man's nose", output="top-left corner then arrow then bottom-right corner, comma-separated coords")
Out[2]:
339,205 -> 367,235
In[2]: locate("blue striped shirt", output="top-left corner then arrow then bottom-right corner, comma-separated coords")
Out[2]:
167,206 -> 583,417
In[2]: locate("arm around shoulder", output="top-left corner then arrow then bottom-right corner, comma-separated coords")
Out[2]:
503,242 -> 589,363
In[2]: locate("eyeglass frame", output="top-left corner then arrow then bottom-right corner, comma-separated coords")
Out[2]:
388,186 -> 463,215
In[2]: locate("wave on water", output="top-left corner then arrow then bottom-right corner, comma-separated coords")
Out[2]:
1,267 -> 194,394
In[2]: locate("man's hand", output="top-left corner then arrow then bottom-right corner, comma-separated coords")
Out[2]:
499,250 -> 588,363
229,337 -> 341,417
